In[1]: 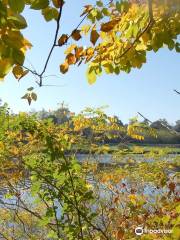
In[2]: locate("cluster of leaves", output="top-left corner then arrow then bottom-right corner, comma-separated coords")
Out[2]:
0,0 -> 32,80
0,105 -> 100,239
127,116 -> 157,141
60,0 -> 180,84
0,0 -> 62,81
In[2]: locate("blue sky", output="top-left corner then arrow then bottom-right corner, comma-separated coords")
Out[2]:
0,1 -> 179,124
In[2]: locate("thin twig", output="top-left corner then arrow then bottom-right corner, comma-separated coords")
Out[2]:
174,89 -> 180,95
0,232 -> 10,240
39,1 -> 64,86
147,0 -> 153,21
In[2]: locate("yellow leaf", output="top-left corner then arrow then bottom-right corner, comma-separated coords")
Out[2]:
81,25 -> 91,35
0,58 -> 12,80
86,47 -> 94,56
22,38 -> 32,51
64,44 -> 77,54
0,141 -> 4,151
87,68 -> 97,84
129,194 -> 137,204
135,43 -> 147,51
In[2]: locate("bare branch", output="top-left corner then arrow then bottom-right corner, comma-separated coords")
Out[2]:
39,1 -> 64,86
174,89 -> 180,95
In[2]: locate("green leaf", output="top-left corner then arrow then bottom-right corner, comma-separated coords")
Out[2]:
7,14 -> 27,29
172,227 -> 180,239
87,68 -> 97,84
175,42 -> 180,52
116,2 -> 121,12
102,8 -> 109,16
31,181 -> 41,194
12,48 -> 25,65
103,63 -> 114,74
0,58 -> 12,79
162,215 -> 170,225
31,92 -> 37,101
126,25 -> 133,38
2,32 -> 24,50
8,0 -> 25,13
31,0 -> 49,10
46,207 -> 54,217
42,7 -> 59,21
114,67 -> 120,75
0,2 -> 7,17
47,230 -> 57,239
133,25 -> 139,38
27,87 -> 34,91
96,10 -> 103,20
168,40 -> 175,50
121,1 -> 129,13
96,1 -> 103,7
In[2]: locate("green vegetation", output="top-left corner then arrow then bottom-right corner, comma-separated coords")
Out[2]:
0,102 -> 179,239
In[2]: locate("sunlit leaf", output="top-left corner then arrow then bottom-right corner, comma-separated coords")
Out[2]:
87,68 -> 97,84
7,14 -> 27,29
30,0 -> 49,10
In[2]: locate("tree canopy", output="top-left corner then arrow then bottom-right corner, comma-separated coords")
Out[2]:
0,0 -> 179,102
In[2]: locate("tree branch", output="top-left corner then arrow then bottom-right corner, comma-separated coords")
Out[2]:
174,89 -> 180,95
137,112 -> 179,135
38,1 -> 64,86
22,1 -> 114,87
147,0 -> 153,21
115,19 -> 153,64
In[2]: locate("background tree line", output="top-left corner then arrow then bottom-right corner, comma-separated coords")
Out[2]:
27,102 -> 180,145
